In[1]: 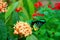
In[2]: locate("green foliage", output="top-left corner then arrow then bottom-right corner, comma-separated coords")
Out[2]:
0,19 -> 7,40
26,34 -> 38,40
5,2 -> 19,22
0,0 -> 60,40
27,0 -> 35,19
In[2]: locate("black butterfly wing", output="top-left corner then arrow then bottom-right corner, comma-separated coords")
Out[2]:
31,20 -> 46,28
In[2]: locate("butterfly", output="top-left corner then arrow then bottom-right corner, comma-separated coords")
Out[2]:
31,19 -> 46,31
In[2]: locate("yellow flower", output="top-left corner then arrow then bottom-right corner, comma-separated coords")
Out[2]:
14,21 -> 32,37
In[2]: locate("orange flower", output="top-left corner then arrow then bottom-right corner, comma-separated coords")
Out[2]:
0,0 -> 7,13
13,21 -> 32,37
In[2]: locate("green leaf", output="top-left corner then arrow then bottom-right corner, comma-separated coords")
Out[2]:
55,32 -> 60,36
26,34 -> 38,40
27,0 -> 34,19
0,20 -> 7,40
5,2 -> 18,20
0,13 -> 5,21
12,11 -> 20,24
22,7 -> 30,20
18,12 -> 27,21
18,0 -> 30,20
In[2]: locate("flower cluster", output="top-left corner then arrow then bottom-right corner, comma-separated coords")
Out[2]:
48,4 -> 52,8
48,2 -> 60,10
34,1 -> 43,8
32,11 -> 44,17
32,13 -> 44,17
0,0 -> 7,13
13,21 -> 32,37
54,2 -> 60,10
15,7 -> 22,12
